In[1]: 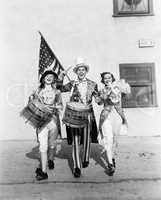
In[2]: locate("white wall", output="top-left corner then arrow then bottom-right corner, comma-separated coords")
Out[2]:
0,0 -> 161,140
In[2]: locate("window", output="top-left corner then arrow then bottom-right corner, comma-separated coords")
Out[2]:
113,0 -> 154,17
119,63 -> 157,108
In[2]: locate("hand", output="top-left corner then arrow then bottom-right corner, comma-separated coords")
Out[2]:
59,70 -> 67,80
55,104 -> 63,111
43,105 -> 54,114
100,134 -> 104,140
120,79 -> 125,84
28,95 -> 34,102
29,93 -> 41,103
95,96 -> 101,103
97,133 -> 104,142
61,70 -> 67,76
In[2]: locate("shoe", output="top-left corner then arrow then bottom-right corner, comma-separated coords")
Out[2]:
73,168 -> 81,178
35,168 -> 48,181
107,163 -> 115,176
112,158 -> 116,168
82,161 -> 89,168
48,160 -> 55,170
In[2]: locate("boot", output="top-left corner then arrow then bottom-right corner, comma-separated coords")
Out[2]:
35,168 -> 48,181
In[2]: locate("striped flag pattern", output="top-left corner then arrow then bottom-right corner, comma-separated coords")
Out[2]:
38,32 -> 64,77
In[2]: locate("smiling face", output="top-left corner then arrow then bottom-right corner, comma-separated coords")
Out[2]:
76,66 -> 87,80
103,73 -> 113,87
44,74 -> 55,85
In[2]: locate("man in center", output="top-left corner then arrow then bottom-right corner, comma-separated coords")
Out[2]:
58,57 -> 98,177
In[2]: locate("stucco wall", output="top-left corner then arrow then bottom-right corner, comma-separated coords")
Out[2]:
0,0 -> 161,140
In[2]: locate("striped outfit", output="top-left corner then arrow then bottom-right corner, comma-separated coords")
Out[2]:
58,78 -> 98,170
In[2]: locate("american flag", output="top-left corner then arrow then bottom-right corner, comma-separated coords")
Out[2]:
38,32 -> 64,77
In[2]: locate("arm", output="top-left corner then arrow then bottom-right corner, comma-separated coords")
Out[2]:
95,96 -> 104,105
108,84 -> 122,104
55,91 -> 63,112
28,88 -> 43,103
56,70 -> 73,92
57,80 -> 73,92
108,92 -> 121,105
95,88 -> 104,105
96,86 -> 119,106
93,84 -> 99,98
56,71 -> 73,93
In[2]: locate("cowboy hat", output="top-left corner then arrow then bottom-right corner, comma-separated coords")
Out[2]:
73,57 -> 89,73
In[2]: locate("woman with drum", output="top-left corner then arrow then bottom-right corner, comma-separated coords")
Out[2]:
58,57 -> 98,178
96,72 -> 130,176
24,70 -> 63,180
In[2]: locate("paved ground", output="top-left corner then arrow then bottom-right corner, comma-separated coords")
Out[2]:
0,136 -> 161,200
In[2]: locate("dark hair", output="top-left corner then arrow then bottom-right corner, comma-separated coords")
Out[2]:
100,72 -> 115,84
39,70 -> 58,89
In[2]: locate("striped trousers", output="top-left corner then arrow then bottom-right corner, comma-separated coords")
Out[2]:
66,125 -> 91,169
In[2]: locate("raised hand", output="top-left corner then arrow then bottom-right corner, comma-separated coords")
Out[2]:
58,70 -> 67,80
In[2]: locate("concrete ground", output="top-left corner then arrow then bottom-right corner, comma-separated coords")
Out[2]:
0,136 -> 161,200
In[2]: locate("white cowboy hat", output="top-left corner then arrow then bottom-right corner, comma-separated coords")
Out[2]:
73,57 -> 89,73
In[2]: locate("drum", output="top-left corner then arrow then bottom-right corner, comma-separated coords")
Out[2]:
62,102 -> 92,128
20,97 -> 53,129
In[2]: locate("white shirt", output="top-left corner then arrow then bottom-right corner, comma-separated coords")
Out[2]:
39,85 -> 56,105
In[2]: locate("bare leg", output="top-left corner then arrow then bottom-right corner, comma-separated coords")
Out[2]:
36,127 -> 48,180
41,152 -> 47,172
38,127 -> 48,172
47,120 -> 58,169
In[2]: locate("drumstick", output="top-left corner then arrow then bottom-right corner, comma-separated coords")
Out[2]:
66,66 -> 73,72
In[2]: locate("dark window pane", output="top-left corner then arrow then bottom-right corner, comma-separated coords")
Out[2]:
120,63 -> 157,108
122,86 -> 153,107
120,65 -> 152,83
